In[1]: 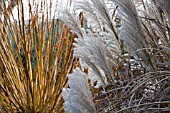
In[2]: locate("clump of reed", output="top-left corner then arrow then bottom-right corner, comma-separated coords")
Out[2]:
58,0 -> 170,113
0,0 -> 76,112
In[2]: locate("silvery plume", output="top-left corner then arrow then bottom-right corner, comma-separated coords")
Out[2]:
62,68 -> 96,113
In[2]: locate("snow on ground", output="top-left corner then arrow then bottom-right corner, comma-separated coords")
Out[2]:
10,0 -> 71,21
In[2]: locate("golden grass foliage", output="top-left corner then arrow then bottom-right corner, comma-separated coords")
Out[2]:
0,1 -> 76,112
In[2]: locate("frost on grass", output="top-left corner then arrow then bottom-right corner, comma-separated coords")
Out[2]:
62,68 -> 96,113
73,33 -> 119,85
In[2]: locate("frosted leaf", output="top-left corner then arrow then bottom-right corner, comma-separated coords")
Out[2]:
62,68 -> 96,113
73,33 -> 118,84
113,0 -> 146,49
55,5 -> 83,38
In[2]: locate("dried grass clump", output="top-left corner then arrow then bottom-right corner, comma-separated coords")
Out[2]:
59,0 -> 170,113
0,0 -> 77,112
